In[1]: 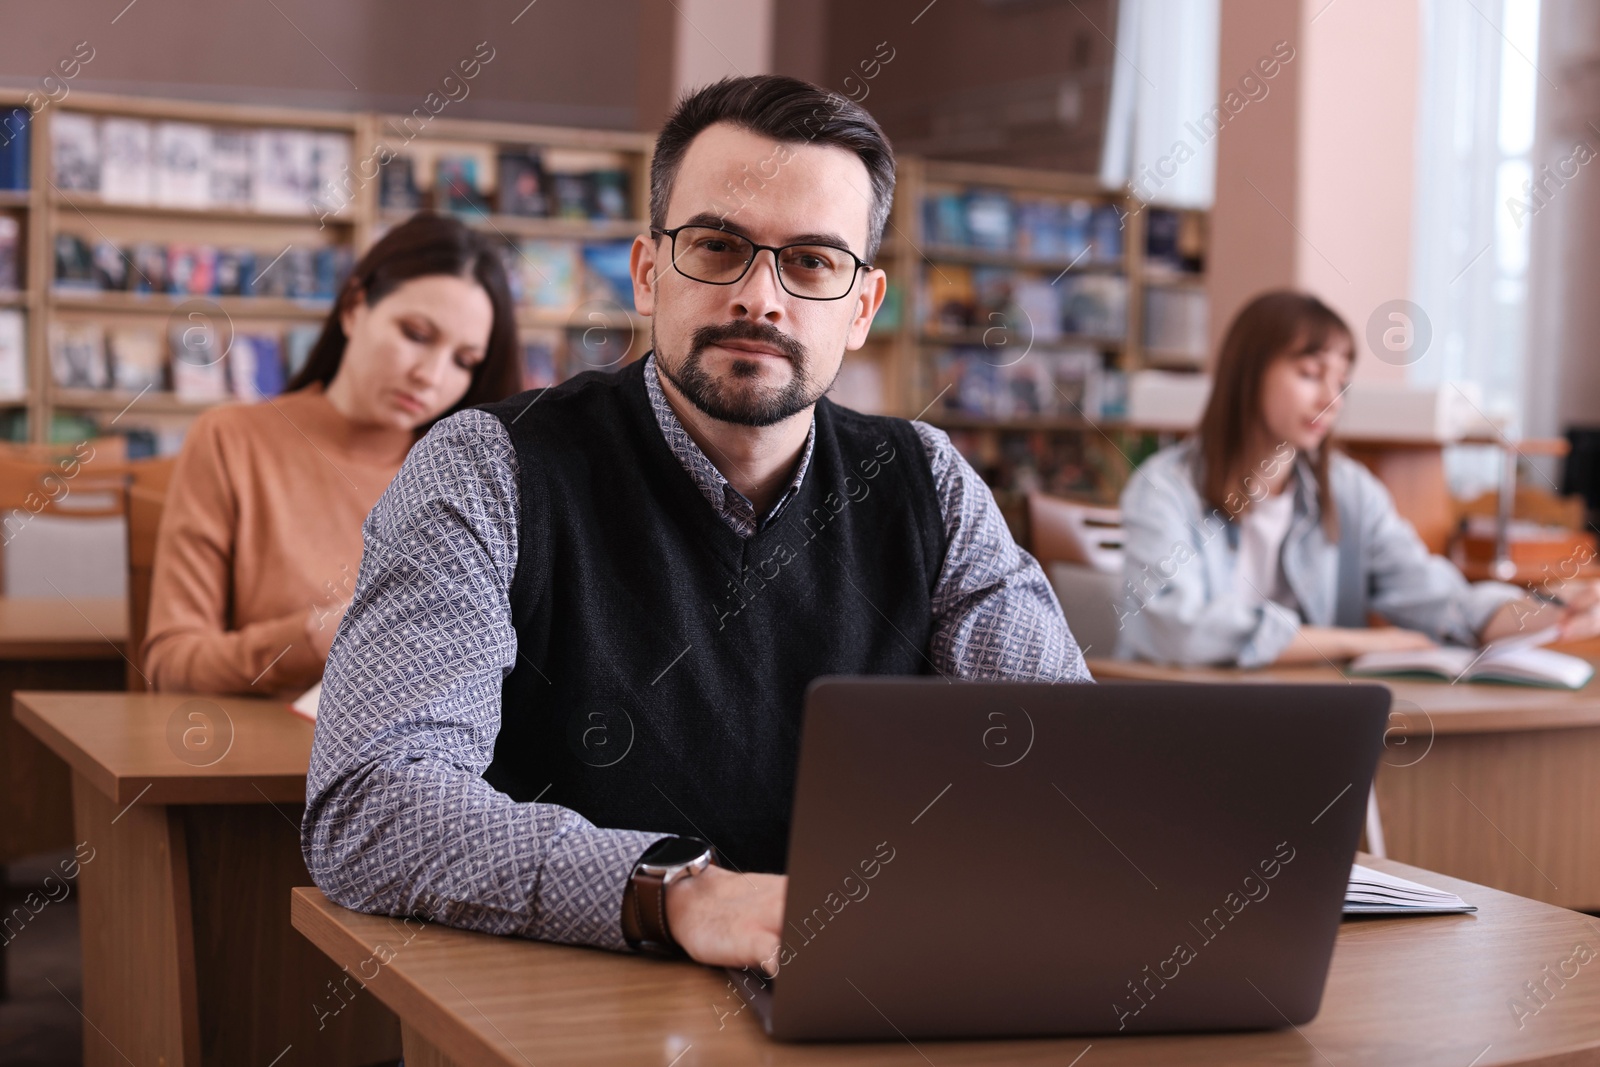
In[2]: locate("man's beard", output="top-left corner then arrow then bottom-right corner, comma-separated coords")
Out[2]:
657,320 -> 835,428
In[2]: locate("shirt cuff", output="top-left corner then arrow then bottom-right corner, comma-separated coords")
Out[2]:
533,824 -> 672,952
1462,580 -> 1530,643
1237,601 -> 1303,669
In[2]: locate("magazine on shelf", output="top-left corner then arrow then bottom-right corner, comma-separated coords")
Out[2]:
99,117 -> 154,204
106,326 -> 167,392
209,127 -> 254,207
0,309 -> 25,398
52,112 -> 100,192
154,121 -> 212,207
49,321 -> 108,389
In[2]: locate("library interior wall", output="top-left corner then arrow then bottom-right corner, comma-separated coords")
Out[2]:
0,0 -> 640,128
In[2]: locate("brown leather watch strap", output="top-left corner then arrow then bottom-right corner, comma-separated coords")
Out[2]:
622,866 -> 677,955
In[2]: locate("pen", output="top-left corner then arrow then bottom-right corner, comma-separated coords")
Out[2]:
1531,589 -> 1569,609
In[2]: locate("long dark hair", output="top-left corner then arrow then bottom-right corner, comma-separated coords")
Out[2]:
287,212 -> 521,420
1197,289 -> 1355,538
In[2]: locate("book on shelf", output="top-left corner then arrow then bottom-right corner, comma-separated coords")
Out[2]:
0,309 -> 24,398
0,108 -> 30,191
130,241 -> 169,293
253,128 -> 318,214
168,318 -> 229,401
229,333 -> 286,401
92,239 -> 128,291
106,325 -> 167,392
518,329 -> 560,390
496,147 -> 548,217
311,132 -> 350,216
591,169 -> 630,221
1059,274 -> 1127,339
1348,625 -> 1595,690
53,234 -> 96,290
868,279 -> 902,336
436,156 -> 488,214
1144,287 -> 1209,362
0,214 -> 18,291
153,121 -> 212,207
378,155 -> 420,211
963,189 -> 1014,250
932,345 -> 1106,421
49,320 -> 108,389
54,234 -> 350,301
209,127 -> 254,207
581,242 -> 634,307
515,239 -> 580,314
99,117 -> 154,204
284,324 -> 321,379
51,112 -> 100,192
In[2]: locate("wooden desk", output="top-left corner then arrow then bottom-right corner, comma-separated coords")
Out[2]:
0,597 -> 127,867
292,856 -> 1600,1066
13,690 -> 399,1067
1088,656 -> 1600,911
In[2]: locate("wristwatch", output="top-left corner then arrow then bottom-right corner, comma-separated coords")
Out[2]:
621,835 -> 715,955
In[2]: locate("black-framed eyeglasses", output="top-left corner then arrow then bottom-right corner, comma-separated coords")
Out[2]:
651,225 -> 872,301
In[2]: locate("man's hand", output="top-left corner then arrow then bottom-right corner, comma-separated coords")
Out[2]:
665,866 -> 786,974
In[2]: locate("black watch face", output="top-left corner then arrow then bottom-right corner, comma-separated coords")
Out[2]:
642,836 -> 710,867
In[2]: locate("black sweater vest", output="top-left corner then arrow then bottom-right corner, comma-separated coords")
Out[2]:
478,357 -> 946,873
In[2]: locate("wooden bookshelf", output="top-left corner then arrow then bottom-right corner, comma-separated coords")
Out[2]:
879,156 -> 1209,502
363,112 -> 655,387
29,91 -> 368,449
9,89 -> 1206,488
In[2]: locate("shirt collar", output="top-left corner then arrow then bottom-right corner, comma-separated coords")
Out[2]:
642,352 -> 816,535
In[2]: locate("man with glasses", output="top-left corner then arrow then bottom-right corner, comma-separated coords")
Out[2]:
303,75 -> 1089,974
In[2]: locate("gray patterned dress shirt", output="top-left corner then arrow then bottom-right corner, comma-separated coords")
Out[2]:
302,353 -> 1089,951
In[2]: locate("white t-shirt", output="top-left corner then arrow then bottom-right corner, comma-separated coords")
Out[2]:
1234,490 -> 1300,614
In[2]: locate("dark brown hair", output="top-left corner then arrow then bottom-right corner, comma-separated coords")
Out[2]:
287,212 -> 521,422
649,74 -> 896,261
1196,289 -> 1356,537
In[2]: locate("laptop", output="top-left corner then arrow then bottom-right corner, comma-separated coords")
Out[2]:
725,677 -> 1391,1041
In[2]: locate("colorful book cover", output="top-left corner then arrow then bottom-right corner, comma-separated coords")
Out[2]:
92,240 -> 129,291
581,242 -> 634,307
53,233 -> 96,290
516,239 -> 579,313
436,156 -> 486,214
230,333 -> 285,400
518,329 -> 560,390
496,149 -> 548,217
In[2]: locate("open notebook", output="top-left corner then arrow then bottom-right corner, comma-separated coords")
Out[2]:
1347,626 -> 1594,689
1345,864 -> 1474,915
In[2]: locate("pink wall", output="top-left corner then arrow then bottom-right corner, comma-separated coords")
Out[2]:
1208,0 -> 1420,382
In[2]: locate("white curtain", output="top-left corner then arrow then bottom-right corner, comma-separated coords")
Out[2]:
1410,0 -> 1542,495
1100,0 -> 1220,208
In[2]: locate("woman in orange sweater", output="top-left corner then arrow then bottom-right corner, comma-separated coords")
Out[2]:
144,213 -> 521,695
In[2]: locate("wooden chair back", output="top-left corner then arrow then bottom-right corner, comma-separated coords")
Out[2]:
125,484 -> 167,691
1026,492 -> 1125,574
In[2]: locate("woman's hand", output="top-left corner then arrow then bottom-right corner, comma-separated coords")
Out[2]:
1277,625 -> 1435,664
1551,580 -> 1600,642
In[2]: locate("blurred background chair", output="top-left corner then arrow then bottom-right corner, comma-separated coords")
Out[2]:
1027,492 -> 1125,658
0,440 -> 134,600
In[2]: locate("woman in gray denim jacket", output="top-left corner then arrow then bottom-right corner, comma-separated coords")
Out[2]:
1115,291 -> 1598,668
